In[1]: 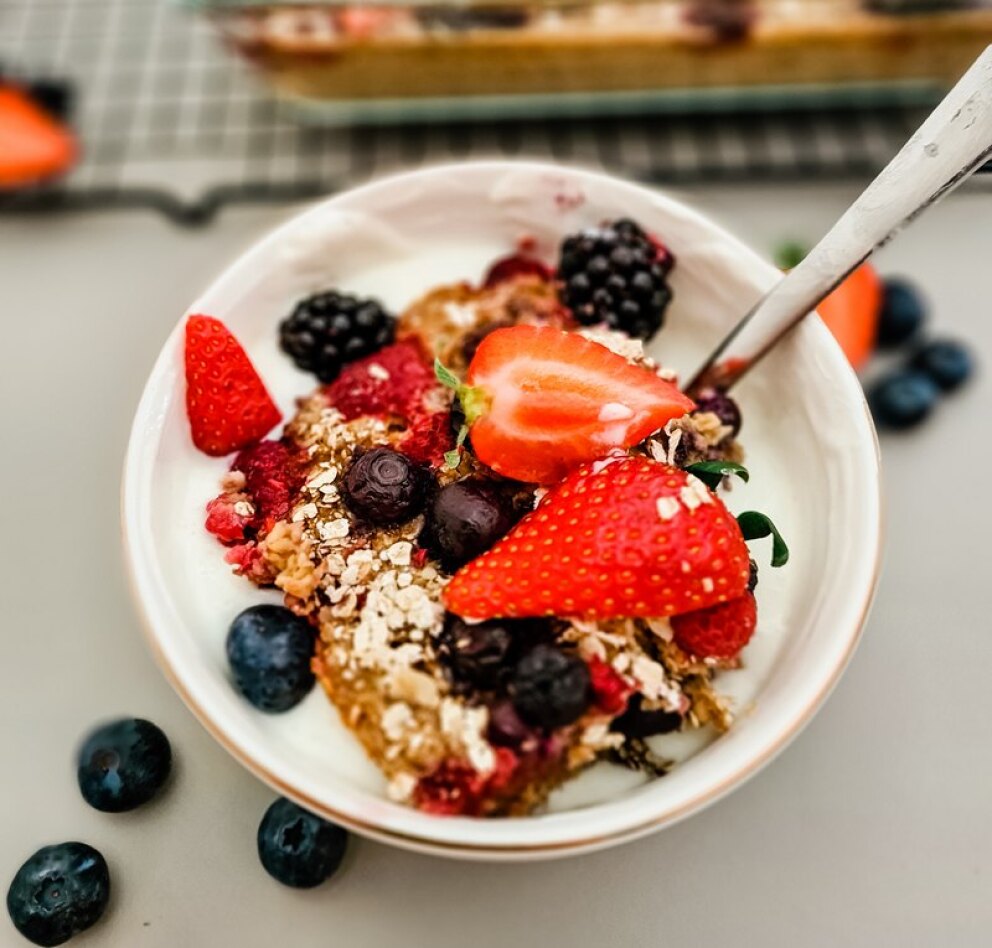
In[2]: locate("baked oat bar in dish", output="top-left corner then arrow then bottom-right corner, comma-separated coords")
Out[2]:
189,218 -> 787,816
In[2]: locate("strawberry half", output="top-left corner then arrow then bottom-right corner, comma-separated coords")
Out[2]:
443,455 -> 750,620
448,325 -> 694,484
184,315 -> 282,456
671,592 -> 757,661
0,86 -> 77,189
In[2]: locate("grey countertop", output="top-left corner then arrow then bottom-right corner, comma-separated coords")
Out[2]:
2,181 -> 991,947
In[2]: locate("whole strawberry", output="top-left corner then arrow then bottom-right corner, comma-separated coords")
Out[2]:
671,592 -> 757,661
443,455 -> 750,620
185,315 -> 281,456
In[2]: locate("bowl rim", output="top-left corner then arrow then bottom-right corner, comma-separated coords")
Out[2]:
122,159 -> 883,860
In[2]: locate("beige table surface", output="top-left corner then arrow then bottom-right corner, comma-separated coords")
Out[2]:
2,180 -> 991,948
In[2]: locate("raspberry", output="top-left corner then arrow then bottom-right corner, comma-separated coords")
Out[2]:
671,592 -> 758,661
587,657 -> 633,715
401,411 -> 455,467
413,759 -> 489,816
482,254 -> 553,288
233,439 -> 309,532
323,340 -> 437,422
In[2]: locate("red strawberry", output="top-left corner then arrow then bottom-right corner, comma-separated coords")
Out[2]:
443,455 -> 750,620
457,325 -> 694,484
671,592 -> 757,661
0,86 -> 77,189
185,315 -> 281,456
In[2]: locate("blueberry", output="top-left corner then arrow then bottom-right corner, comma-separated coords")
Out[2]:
910,338 -> 974,392
6,843 -> 110,946
76,718 -> 171,812
610,694 -> 682,739
342,447 -> 431,525
226,605 -> 315,712
868,370 -> 940,430
423,480 -> 517,571
257,798 -> 348,889
511,644 -> 591,730
437,614 -> 553,692
878,278 -> 927,348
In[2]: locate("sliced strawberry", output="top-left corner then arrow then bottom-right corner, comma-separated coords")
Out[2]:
184,315 -> 281,457
461,325 -> 694,483
443,455 -> 750,620
0,86 -> 77,189
671,592 -> 757,661
817,263 -> 882,371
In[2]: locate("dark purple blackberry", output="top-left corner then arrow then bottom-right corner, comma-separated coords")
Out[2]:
610,694 -> 683,739
422,479 -> 518,571
279,291 -> 395,383
558,218 -> 673,340
510,645 -> 591,731
693,389 -> 742,438
342,447 -> 431,525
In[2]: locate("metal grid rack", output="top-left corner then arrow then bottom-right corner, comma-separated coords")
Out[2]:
0,0 -> 978,226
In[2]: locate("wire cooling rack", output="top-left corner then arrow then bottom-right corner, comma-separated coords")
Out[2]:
0,0 -> 982,226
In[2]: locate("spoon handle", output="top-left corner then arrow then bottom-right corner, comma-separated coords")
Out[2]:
686,45 -> 992,395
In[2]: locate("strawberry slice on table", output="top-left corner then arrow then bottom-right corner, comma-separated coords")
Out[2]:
0,86 -> 78,189
184,315 -> 282,457
443,455 -> 750,620
442,325 -> 695,484
671,592 -> 757,661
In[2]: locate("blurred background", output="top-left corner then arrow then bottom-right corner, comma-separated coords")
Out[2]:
3,2 -> 992,946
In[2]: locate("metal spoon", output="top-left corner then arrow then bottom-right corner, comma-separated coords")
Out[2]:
686,45 -> 992,397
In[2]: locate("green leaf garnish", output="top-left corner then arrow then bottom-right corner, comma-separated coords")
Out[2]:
774,240 -> 808,271
444,449 -> 462,470
737,511 -> 789,568
686,461 -> 749,491
434,358 -> 461,391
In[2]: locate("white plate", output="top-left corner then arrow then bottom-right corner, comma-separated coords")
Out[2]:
122,161 -> 882,861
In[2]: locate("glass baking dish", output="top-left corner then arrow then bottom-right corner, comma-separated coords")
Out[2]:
189,0 -> 992,123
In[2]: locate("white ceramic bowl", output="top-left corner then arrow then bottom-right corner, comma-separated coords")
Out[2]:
123,161 -> 881,861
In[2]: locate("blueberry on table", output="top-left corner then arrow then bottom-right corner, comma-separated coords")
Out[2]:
6,843 -> 110,946
257,798 -> 348,889
877,278 -> 927,348
510,644 -> 591,730
868,370 -> 939,430
910,338 -> 974,392
342,447 -> 431,526
422,479 -> 517,571
76,718 -> 172,812
226,605 -> 315,712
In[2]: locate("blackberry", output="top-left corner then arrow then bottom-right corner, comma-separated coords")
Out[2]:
342,447 -> 431,525
279,291 -> 395,383
76,718 -> 172,813
558,218 -> 673,340
510,645 -> 591,730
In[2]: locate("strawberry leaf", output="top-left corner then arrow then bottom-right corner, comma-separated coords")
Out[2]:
444,449 -> 462,470
686,461 -> 749,491
455,424 -> 469,448
737,511 -> 789,567
434,359 -> 461,391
